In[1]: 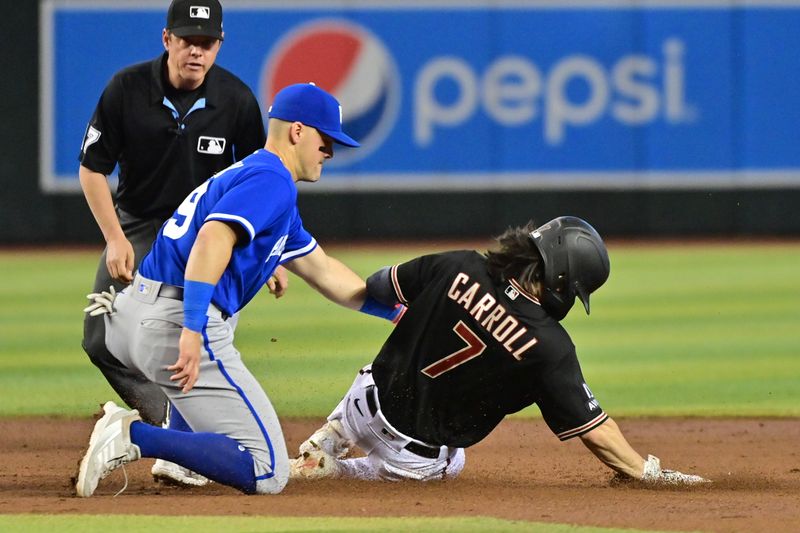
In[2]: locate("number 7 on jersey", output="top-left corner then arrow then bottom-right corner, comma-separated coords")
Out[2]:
422,321 -> 487,378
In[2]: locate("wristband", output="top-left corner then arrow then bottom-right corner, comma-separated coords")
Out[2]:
183,280 -> 215,332
360,295 -> 405,323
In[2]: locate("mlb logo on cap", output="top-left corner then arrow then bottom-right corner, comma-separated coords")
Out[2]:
166,0 -> 223,41
190,6 -> 211,19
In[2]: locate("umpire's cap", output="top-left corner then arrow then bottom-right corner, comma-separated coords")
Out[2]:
167,0 -> 224,41
268,83 -> 360,147
529,216 -> 610,321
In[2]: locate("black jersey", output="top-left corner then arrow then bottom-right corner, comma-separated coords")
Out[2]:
371,250 -> 607,448
79,53 -> 266,221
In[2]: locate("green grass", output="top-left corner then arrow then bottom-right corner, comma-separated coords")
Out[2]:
0,515 -> 676,533
0,244 -> 790,532
0,243 -> 798,418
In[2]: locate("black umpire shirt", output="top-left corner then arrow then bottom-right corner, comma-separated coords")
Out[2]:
79,53 -> 266,221
372,251 -> 608,449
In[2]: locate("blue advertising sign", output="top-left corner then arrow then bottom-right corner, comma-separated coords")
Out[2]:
40,0 -> 800,192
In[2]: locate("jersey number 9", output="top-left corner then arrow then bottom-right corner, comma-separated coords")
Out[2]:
163,179 -> 212,240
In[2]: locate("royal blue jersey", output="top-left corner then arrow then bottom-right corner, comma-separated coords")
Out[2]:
139,149 -> 316,315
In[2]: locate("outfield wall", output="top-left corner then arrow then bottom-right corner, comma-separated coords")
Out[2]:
2,1 -> 799,243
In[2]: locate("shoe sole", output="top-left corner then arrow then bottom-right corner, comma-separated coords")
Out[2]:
152,470 -> 209,487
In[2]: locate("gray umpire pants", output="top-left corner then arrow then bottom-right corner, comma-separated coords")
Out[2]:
82,208 -> 169,425
105,274 -> 289,493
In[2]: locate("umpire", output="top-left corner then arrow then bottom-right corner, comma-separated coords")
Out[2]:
79,0 -> 266,426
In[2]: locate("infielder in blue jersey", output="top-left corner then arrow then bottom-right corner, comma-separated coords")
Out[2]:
74,83 -> 402,497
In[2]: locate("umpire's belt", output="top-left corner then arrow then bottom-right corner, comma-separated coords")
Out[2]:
365,385 -> 441,460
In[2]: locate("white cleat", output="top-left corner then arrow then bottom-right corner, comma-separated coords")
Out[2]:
289,449 -> 342,480
152,459 -> 210,487
298,419 -> 351,459
75,401 -> 142,497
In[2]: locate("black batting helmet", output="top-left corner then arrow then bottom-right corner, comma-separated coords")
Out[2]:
529,216 -> 610,321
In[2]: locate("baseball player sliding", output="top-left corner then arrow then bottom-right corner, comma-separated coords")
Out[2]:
290,217 -> 709,485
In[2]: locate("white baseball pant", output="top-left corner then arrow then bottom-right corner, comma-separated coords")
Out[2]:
328,364 -> 465,481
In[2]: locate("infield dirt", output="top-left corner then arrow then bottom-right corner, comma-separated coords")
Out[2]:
1,417 -> 798,532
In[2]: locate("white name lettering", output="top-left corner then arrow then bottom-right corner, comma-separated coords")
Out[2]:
447,272 -> 538,359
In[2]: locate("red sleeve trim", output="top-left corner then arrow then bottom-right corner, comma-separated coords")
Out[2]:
390,264 -> 408,305
508,279 -> 540,305
556,412 -> 608,441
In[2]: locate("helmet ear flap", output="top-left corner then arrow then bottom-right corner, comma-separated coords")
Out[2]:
539,285 -> 575,321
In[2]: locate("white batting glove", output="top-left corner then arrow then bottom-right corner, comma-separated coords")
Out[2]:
641,454 -> 710,485
83,286 -> 117,316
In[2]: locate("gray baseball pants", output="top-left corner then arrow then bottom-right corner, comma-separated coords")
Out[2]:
104,273 -> 289,493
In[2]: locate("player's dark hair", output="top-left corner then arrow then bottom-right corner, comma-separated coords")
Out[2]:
485,222 -> 543,291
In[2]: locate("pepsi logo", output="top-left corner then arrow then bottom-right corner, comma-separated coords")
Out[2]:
261,19 -> 400,166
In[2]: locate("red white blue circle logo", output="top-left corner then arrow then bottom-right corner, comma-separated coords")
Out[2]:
261,19 -> 401,166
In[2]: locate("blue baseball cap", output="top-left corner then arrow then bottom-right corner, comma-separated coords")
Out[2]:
267,83 -> 360,148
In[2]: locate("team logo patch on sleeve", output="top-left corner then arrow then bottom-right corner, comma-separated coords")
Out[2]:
268,235 -> 288,260
583,383 -> 600,411
197,136 -> 226,154
82,126 -> 101,153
